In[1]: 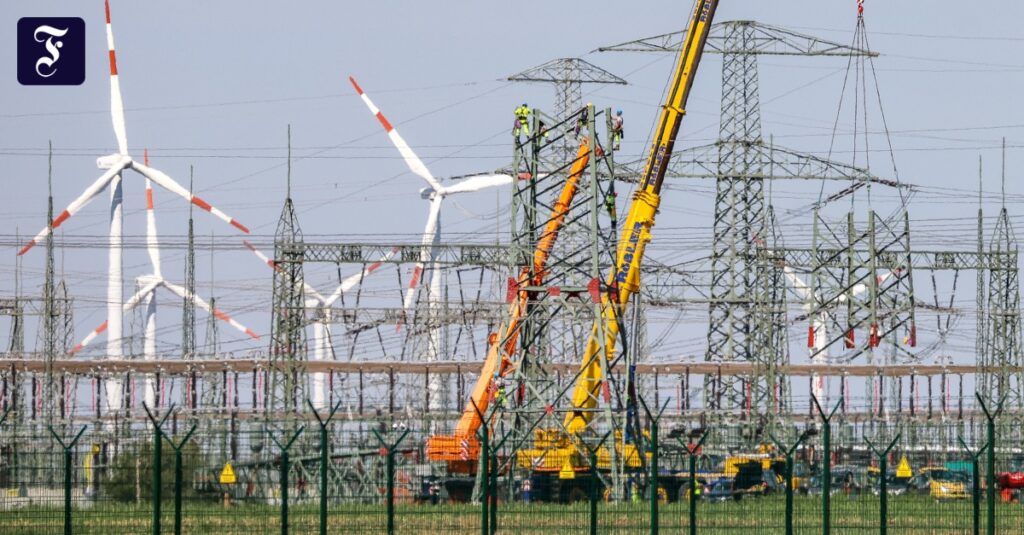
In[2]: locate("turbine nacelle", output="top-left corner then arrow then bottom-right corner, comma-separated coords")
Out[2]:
419,186 -> 437,200
97,153 -> 129,169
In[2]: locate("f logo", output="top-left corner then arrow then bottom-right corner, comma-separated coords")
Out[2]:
18,17 -> 85,85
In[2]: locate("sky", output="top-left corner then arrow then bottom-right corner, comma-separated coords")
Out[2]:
1,0 -> 1023,407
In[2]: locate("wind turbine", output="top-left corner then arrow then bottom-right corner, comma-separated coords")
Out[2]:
70,151 -> 259,411
16,1 -> 249,414
349,75 -> 513,411
243,240 -> 397,407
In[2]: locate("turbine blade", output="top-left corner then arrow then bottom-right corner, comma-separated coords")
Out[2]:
398,198 -> 443,330
325,247 -> 399,306
782,265 -> 812,301
143,150 -> 162,277
440,174 -> 513,195
105,0 -> 128,155
132,161 -> 250,233
242,239 -> 325,302
17,162 -> 128,256
163,281 -> 260,339
70,320 -> 108,356
348,76 -> 442,192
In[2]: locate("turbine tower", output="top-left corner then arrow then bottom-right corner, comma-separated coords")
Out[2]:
350,76 -> 512,412
245,240 -> 395,408
17,1 -> 250,415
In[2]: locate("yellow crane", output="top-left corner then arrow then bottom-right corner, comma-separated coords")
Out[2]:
514,0 -> 721,479
565,0 -> 719,434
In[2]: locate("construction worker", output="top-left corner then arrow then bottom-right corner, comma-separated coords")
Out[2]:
604,189 -> 617,225
575,103 -> 591,138
611,109 -> 624,150
513,103 -> 530,138
494,376 -> 507,408
538,120 -> 551,144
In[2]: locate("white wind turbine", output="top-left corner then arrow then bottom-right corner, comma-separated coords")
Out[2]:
244,240 -> 397,408
17,1 -> 250,414
69,151 -> 259,410
783,265 -> 894,403
349,75 -> 513,409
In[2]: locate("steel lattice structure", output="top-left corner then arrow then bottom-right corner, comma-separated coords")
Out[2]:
268,128 -> 307,420
601,21 -> 888,414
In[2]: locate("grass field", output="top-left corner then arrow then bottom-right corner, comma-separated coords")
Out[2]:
2,494 -> 1023,534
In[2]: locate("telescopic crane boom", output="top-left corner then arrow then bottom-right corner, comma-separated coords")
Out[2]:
426,138 -> 597,462
565,0 -> 719,433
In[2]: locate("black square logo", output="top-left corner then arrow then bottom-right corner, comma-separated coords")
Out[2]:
17,17 -> 86,86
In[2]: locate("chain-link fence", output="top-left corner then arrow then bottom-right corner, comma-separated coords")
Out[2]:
1,400 -> 1023,534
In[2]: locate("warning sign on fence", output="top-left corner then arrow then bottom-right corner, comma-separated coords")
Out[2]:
895,456 -> 913,478
220,462 -> 237,484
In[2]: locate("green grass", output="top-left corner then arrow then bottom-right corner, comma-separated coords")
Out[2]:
0,495 -> 1020,534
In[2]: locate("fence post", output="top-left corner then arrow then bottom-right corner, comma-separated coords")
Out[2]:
142,403 -> 172,535
467,399 -> 491,535
589,447 -> 599,535
958,435 -> 989,535
638,395 -> 666,535
166,422 -> 197,535
865,433 -> 901,535
578,432 -> 611,535
48,424 -> 87,535
307,399 -> 343,535
481,428 -> 488,535
372,424 -> 410,535
771,430 -> 811,535
270,426 -> 306,535
976,394 -> 1003,535
812,395 -> 841,535
674,431 -> 709,535
649,418 -> 658,535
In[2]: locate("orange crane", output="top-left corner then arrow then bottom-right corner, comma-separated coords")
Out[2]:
426,137 -> 596,464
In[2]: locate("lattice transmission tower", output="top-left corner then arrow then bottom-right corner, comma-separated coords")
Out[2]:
600,21 -> 883,414
268,126 -> 307,420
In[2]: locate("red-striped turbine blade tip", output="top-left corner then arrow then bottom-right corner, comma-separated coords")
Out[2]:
375,112 -> 393,132
348,76 -> 363,94
190,196 -> 212,211
52,210 -> 71,228
17,240 -> 37,256
230,220 -> 250,234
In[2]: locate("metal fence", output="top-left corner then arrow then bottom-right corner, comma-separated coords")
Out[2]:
1,399 -> 1023,534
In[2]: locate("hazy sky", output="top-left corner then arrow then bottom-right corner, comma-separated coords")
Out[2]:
2,1 -> 1023,377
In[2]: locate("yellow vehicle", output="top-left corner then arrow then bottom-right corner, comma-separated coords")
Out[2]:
914,467 -> 969,500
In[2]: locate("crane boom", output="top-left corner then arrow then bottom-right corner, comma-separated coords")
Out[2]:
564,0 -> 719,433
427,138 -> 596,462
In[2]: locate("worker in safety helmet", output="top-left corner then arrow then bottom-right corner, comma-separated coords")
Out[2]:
611,109 -> 624,151
513,103 -> 531,138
